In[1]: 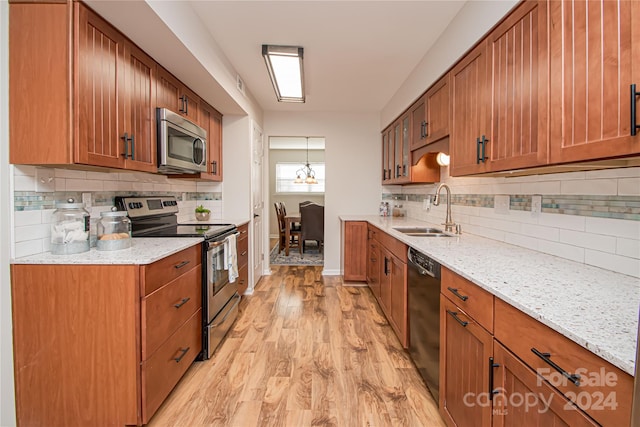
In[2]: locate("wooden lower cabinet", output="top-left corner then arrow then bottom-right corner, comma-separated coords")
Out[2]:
440,295 -> 493,427
237,223 -> 249,294
343,221 -> 368,282
365,224 -> 408,348
10,244 -> 202,426
492,342 -> 599,427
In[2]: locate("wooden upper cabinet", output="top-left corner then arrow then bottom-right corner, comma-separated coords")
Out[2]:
75,3 -> 127,169
424,74 -> 451,146
487,0 -> 548,171
450,41 -> 491,176
75,3 -> 156,172
410,95 -> 427,150
381,126 -> 394,183
157,67 -> 199,123
209,106 -> 223,181
549,0 -> 639,163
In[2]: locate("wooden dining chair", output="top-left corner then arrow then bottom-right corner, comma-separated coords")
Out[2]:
299,203 -> 324,256
275,202 -> 299,253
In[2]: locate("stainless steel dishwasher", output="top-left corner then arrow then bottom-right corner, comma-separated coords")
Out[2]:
407,247 -> 441,402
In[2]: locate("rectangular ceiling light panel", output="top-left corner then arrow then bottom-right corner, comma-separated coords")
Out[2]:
262,45 -> 305,103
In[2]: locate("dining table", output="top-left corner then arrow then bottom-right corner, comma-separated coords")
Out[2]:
284,212 -> 300,256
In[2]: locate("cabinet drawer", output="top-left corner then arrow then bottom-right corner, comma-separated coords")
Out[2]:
375,228 -> 407,262
495,298 -> 632,427
237,222 -> 249,238
142,265 -> 202,360
141,309 -> 202,424
143,245 -> 201,295
441,267 -> 494,332
237,235 -> 248,269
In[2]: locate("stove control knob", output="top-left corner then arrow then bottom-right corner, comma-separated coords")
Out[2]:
128,202 -> 135,209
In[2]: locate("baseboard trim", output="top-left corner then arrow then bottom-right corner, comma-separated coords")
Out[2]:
322,269 -> 341,276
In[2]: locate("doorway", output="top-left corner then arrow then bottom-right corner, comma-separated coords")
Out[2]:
268,136 -> 325,266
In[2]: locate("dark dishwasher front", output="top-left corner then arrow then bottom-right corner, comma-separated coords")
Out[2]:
407,247 -> 441,402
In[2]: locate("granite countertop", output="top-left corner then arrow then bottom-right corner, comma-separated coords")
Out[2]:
11,238 -> 202,265
340,215 -> 640,376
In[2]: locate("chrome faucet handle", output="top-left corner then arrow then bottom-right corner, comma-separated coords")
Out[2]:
442,221 -> 456,233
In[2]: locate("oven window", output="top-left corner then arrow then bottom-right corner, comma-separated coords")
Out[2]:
208,245 -> 229,294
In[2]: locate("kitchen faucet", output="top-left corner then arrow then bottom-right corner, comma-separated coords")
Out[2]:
433,183 -> 457,233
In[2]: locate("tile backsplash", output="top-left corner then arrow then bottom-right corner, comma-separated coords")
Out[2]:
384,167 -> 640,278
12,165 -> 223,259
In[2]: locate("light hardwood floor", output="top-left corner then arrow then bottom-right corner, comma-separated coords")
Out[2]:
148,265 -> 445,427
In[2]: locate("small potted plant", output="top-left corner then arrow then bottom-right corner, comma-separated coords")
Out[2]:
195,204 -> 211,221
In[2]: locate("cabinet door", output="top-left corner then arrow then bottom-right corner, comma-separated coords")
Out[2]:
389,253 -> 408,348
367,231 -> 381,299
123,43 -> 157,172
400,114 -> 411,182
382,126 -> 394,183
393,120 -> 403,180
209,108 -> 223,180
425,74 -> 451,145
549,0 -> 639,163
450,41 -> 491,176
492,342 -> 599,427
75,3 -> 126,169
410,95 -> 427,150
440,295 -> 493,427
379,247 -> 392,314
343,221 -> 368,282
487,1 -> 548,171
156,67 -> 199,122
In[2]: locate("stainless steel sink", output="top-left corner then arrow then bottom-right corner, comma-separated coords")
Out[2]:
393,226 -> 453,237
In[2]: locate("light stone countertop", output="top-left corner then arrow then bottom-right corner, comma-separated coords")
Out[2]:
340,215 -> 640,375
11,238 -> 203,265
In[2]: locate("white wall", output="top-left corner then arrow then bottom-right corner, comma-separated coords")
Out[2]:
382,0 -> 519,126
264,112 -> 381,275
222,115 -> 252,220
0,0 -> 15,423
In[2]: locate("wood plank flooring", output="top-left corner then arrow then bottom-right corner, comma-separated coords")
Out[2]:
148,265 -> 445,427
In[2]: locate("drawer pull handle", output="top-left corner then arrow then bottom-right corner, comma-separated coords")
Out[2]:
241,251 -> 248,256
446,310 -> 468,327
174,261 -> 190,269
447,287 -> 468,301
631,84 -> 640,136
173,347 -> 190,363
488,357 -> 500,400
531,348 -> 581,386
173,297 -> 190,309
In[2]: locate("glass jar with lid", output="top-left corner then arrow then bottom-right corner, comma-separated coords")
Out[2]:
97,207 -> 131,251
50,198 -> 90,255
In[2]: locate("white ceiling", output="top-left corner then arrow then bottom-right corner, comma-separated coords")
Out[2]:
188,1 -> 466,113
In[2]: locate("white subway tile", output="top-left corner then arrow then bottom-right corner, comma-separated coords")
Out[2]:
535,171 -> 586,181
41,209 -> 56,225
538,240 -> 585,263
520,180 -> 561,194
54,178 -> 66,191
464,225 -> 505,242
118,172 -> 138,182
490,182 -> 522,194
132,182 -> 155,192
618,178 -> 640,196
196,182 -> 223,193
117,182 -> 134,191
504,233 -> 540,252
14,210 -> 42,227
14,224 -> 49,242
55,168 -> 86,179
560,179 -> 617,195
13,165 -> 37,176
538,213 -> 585,231
505,209 -> 539,225
584,250 -> 640,278
14,175 -> 36,192
617,238 -> 640,259
103,181 -> 120,191
587,167 -> 640,179
14,240 -> 43,258
585,217 -> 640,239
65,178 -> 103,192
153,183 -> 172,192
558,229 -> 616,253
86,171 -> 118,181
520,224 -> 560,241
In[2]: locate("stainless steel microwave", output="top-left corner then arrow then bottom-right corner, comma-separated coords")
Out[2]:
157,108 -> 207,174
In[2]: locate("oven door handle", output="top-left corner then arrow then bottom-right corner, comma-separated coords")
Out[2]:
206,232 -> 241,250
210,294 -> 240,328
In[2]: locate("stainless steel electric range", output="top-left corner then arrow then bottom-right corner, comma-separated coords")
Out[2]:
116,195 -> 240,360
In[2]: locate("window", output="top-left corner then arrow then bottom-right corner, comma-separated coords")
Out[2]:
275,162 -> 325,193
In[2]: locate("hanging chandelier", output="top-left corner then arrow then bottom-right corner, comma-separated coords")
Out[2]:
294,137 -> 318,184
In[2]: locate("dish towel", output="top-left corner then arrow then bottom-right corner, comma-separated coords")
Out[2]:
224,233 -> 238,283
